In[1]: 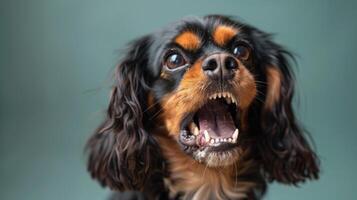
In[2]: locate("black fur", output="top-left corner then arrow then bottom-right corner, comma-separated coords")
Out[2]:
86,36 -> 168,199
86,15 -> 319,199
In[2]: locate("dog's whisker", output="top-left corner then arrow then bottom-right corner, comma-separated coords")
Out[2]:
233,161 -> 238,188
149,106 -> 165,120
254,96 -> 265,104
254,81 -> 268,86
143,99 -> 162,113
202,163 -> 209,180
255,89 -> 265,96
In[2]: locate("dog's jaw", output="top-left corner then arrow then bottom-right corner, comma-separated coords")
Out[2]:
155,133 -> 263,200
159,60 -> 257,167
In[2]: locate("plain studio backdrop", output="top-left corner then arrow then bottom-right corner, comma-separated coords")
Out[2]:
1,0 -> 356,199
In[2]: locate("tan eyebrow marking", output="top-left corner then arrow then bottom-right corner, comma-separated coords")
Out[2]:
213,25 -> 238,46
174,31 -> 201,51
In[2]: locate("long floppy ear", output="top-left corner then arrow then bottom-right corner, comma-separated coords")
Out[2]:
258,41 -> 319,184
86,36 -> 166,194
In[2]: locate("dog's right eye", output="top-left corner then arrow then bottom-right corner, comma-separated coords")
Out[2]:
164,51 -> 187,70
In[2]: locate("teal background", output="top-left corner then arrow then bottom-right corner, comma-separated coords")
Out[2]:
1,0 -> 356,199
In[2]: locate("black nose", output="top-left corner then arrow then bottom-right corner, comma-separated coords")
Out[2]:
202,53 -> 239,80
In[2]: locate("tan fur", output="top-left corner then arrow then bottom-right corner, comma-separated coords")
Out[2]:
265,67 -> 281,108
157,55 -> 259,199
160,71 -> 171,80
160,60 -> 207,135
233,66 -> 257,110
147,91 -> 155,108
175,31 -> 201,51
160,61 -> 257,137
213,26 -> 238,46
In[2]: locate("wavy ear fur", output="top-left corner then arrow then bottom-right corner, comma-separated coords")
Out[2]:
255,33 -> 319,184
86,36 -> 166,197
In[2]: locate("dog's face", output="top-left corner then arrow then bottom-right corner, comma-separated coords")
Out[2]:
87,15 -> 319,197
149,18 -> 259,167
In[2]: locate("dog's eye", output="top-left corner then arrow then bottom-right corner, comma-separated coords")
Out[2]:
233,45 -> 250,61
164,52 -> 187,69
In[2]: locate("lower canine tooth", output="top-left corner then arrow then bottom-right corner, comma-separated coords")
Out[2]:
189,122 -> 199,135
232,129 -> 239,142
204,130 -> 210,142
194,127 -> 199,135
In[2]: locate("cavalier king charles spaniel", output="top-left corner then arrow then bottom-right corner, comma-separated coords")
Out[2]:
86,15 -> 319,200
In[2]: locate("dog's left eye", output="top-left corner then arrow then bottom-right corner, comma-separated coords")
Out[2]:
232,44 -> 251,61
164,51 -> 187,69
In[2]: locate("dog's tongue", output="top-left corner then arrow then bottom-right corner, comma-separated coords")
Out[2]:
197,100 -> 235,138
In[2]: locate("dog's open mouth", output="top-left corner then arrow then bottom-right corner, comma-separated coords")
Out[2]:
180,92 -> 240,150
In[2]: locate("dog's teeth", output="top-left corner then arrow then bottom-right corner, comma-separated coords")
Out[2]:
189,122 -> 199,136
213,94 -> 217,99
218,93 -> 221,98
189,122 -> 198,134
223,138 -> 227,142
232,129 -> 239,142
194,127 -> 199,136
210,139 -> 215,144
228,138 -> 233,143
214,138 -> 219,143
204,130 -> 210,143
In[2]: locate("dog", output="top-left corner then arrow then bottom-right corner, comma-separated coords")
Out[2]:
86,15 -> 319,200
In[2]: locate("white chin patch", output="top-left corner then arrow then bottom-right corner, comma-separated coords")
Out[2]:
193,148 -> 240,167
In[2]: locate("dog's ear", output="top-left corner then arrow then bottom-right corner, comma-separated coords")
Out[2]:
86,36 -> 165,193
256,36 -> 319,184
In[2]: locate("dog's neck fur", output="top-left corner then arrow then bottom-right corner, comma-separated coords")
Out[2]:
155,134 -> 266,200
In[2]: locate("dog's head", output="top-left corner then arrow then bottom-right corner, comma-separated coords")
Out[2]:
87,15 -> 319,194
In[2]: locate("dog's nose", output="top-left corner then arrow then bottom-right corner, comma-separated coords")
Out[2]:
202,53 -> 238,80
